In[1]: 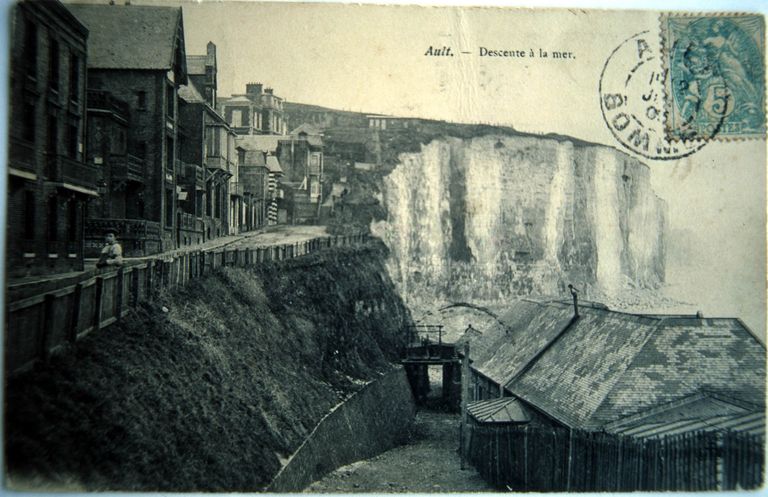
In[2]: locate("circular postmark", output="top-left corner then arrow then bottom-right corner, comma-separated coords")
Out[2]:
599,31 -> 722,160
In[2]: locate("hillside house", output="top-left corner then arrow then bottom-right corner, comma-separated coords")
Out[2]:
219,83 -> 287,136
70,3 -> 188,253
7,0 -> 93,278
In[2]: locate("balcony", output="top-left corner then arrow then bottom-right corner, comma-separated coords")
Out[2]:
110,153 -> 146,183
45,153 -> 99,192
230,182 -> 245,197
178,212 -> 203,232
87,90 -> 129,120
85,218 -> 162,257
8,136 -> 36,173
205,155 -> 230,172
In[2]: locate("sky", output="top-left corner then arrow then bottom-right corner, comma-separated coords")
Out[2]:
30,0 -> 768,337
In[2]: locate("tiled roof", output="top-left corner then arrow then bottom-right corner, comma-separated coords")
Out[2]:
590,317 -> 766,426
467,397 -> 531,424
237,135 -> 281,153
266,156 -> 283,174
69,4 -> 184,71
178,80 -> 205,104
290,123 -> 323,136
186,55 -> 208,75
471,299 -> 766,430
469,299 -> 574,386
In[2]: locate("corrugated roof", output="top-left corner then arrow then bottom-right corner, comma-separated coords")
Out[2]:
468,397 -> 531,424
610,411 -> 765,439
266,156 -> 283,174
69,4 -> 184,71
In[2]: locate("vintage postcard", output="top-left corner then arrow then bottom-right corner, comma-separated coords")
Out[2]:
3,0 -> 765,493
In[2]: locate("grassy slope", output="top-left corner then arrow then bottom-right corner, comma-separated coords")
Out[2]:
5,242 -> 410,491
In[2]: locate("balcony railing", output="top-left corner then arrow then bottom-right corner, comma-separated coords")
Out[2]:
177,161 -> 205,184
85,218 -> 162,257
87,90 -> 129,119
45,153 -> 99,190
110,153 -> 146,183
205,155 -> 230,172
178,212 -> 203,231
9,136 -> 36,172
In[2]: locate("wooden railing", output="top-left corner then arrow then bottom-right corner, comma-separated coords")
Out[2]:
6,233 -> 370,375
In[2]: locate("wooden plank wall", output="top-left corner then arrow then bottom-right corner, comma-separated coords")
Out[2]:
6,234 -> 369,375
467,423 -> 764,491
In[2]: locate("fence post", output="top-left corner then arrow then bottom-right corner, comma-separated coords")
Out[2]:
130,267 -> 140,307
94,276 -> 104,330
39,293 -> 55,361
115,267 -> 124,321
68,282 -> 82,343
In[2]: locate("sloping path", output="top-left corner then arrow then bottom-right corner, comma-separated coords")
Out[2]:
306,411 -> 493,493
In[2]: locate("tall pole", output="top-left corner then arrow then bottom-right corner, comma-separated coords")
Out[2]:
460,341 -> 470,469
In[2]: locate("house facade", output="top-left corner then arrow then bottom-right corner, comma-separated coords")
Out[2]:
218,83 -> 287,136
69,3 -> 188,254
7,0 -> 94,278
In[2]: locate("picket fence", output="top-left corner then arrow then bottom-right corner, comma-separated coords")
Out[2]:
6,233 -> 369,375
467,423 -> 764,491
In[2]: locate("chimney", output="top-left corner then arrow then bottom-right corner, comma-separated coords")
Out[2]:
264,87 -> 274,95
567,284 -> 580,318
207,41 -> 216,59
245,82 -> 263,96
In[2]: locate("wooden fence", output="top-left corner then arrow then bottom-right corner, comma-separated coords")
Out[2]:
6,233 -> 369,375
466,423 -> 764,491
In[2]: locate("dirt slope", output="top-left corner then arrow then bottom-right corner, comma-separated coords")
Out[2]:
5,242 -> 410,491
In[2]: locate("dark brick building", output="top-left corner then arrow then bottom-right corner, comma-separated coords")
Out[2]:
178,41 -> 236,242
7,0 -> 93,278
68,3 -> 188,253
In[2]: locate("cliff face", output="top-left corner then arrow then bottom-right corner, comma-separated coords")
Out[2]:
371,136 -> 667,310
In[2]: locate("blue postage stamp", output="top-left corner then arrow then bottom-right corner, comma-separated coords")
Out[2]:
663,14 -> 766,141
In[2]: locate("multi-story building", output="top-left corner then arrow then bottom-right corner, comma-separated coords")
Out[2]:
7,0 -> 94,278
85,89 -> 158,255
218,83 -> 287,136
69,3 -> 188,253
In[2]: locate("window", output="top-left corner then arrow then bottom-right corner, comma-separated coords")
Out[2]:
22,102 -> 35,141
166,84 -> 174,118
67,123 -> 78,158
48,37 -> 59,91
166,137 -> 174,171
23,191 -> 35,239
231,109 -> 242,127
46,114 -> 57,155
205,127 -> 221,157
23,17 -> 37,78
68,53 -> 80,102
165,189 -> 174,227
47,196 -> 58,241
136,90 -> 147,110
238,148 -> 245,165
67,200 -> 77,241
135,141 -> 146,159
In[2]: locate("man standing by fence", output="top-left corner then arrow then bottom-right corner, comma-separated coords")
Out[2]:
96,229 -> 123,269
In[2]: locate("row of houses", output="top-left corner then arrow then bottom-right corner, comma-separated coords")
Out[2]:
7,1 -> 325,279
